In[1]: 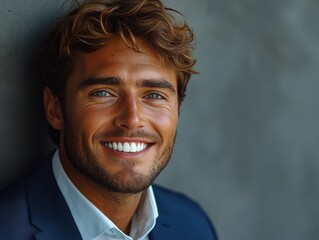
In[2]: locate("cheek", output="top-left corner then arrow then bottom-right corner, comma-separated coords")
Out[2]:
66,104 -> 111,137
149,108 -> 178,137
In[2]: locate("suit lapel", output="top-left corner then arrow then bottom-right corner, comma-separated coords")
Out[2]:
149,186 -> 179,240
26,155 -> 82,240
149,214 -> 176,240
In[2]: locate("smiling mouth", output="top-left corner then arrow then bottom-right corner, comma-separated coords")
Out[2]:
104,142 -> 148,153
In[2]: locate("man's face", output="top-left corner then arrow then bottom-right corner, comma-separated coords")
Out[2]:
56,39 -> 178,193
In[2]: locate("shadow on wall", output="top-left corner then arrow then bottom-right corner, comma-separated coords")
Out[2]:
0,1 -> 68,188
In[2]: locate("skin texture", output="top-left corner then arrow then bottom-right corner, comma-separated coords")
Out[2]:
44,38 -> 179,233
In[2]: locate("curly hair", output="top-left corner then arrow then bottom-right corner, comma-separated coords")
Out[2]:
41,0 -> 197,144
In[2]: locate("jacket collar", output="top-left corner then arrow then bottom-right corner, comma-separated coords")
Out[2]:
148,186 -> 177,240
26,154 -> 82,240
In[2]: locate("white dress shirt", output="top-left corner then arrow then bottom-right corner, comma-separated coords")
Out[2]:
52,150 -> 158,240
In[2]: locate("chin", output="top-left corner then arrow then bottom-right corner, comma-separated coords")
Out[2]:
86,163 -> 159,194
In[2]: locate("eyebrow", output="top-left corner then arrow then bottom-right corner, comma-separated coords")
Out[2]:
78,77 -> 121,89
139,79 -> 176,93
78,76 -> 176,93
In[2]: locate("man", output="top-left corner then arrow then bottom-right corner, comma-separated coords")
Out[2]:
0,0 -> 218,239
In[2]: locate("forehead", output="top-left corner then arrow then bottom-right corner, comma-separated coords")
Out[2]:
68,38 -> 176,86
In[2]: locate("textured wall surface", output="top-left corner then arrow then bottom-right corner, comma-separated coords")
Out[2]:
1,0 -> 319,239
0,0 -> 66,186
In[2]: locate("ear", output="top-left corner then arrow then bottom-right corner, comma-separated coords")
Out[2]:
43,87 -> 64,130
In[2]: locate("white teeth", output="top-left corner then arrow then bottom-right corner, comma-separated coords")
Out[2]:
136,143 -> 141,152
118,143 -> 123,151
123,142 -> 130,152
105,142 -> 148,153
112,142 -> 117,150
131,142 -> 137,152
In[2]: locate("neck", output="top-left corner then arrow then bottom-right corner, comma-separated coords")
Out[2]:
60,153 -> 143,235
87,187 -> 143,235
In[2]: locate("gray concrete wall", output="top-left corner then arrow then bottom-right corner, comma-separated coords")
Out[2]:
1,0 -> 319,239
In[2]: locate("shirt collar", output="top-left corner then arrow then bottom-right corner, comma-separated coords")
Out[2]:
52,150 -> 158,240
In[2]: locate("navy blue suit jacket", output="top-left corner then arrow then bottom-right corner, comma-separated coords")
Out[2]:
0,156 -> 218,240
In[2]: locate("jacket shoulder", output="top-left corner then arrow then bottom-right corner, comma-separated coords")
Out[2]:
0,180 -> 37,239
152,185 -> 218,239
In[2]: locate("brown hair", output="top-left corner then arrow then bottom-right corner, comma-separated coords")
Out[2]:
41,0 -> 197,143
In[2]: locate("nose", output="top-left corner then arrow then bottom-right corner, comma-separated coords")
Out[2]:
113,95 -> 145,130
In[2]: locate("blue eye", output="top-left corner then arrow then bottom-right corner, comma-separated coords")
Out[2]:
92,91 -> 110,97
145,93 -> 164,99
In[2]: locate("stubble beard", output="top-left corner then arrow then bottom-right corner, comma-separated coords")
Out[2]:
63,118 -> 176,194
